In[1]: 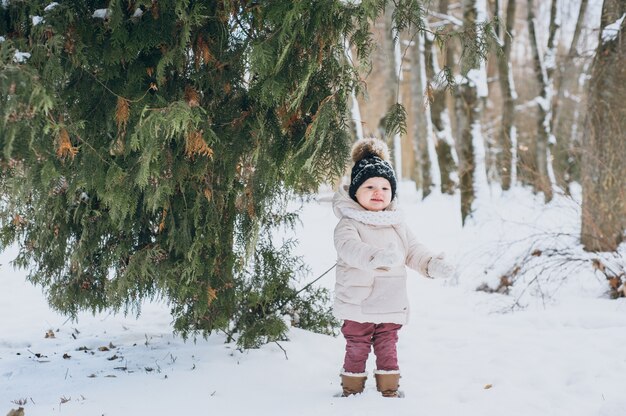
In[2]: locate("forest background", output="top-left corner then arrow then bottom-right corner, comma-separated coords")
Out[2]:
356,0 -> 624,253
0,0 -> 624,351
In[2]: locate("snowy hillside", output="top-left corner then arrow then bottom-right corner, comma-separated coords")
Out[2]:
2,183 -> 625,416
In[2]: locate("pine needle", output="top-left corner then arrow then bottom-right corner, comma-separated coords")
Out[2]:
184,130 -> 214,159
56,128 -> 78,160
115,97 -> 130,131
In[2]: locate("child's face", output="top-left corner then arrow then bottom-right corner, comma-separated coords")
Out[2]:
355,177 -> 392,211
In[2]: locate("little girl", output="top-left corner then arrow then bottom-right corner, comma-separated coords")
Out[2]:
333,137 -> 454,398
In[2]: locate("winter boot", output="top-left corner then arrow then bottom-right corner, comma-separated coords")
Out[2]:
340,372 -> 367,397
374,370 -> 401,398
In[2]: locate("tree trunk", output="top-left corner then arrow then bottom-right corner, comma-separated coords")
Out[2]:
581,0 -> 626,252
496,0 -> 517,190
425,0 -> 458,194
424,33 -> 457,195
455,0 -> 488,224
455,82 -> 478,224
440,0 -> 458,78
545,0 -> 560,82
493,0 -> 500,38
552,0 -> 589,193
382,3 -> 401,172
410,32 -> 433,194
527,0 -> 554,202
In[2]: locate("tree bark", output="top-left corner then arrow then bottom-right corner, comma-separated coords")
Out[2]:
410,32 -> 433,194
527,0 -> 554,202
440,0 -> 458,77
455,81 -> 478,224
424,33 -> 457,195
382,3 -> 401,171
545,0 -> 560,82
496,0 -> 517,190
434,0 -> 459,195
455,0 -> 488,224
552,0 -> 589,193
581,0 -> 626,252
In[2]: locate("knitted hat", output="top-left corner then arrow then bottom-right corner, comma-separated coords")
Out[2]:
348,138 -> 397,202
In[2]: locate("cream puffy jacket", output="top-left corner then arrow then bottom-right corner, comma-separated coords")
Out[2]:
333,187 -> 434,325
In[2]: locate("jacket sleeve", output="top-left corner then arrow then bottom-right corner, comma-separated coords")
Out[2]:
405,227 -> 434,277
334,219 -> 380,270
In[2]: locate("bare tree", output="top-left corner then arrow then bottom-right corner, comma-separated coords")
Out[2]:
552,0 -> 590,193
545,0 -> 561,82
410,31 -> 434,194
455,0 -> 489,223
527,0 -> 555,202
427,0 -> 459,195
495,0 -> 518,190
354,12 -> 394,140
581,0 -> 626,252
382,3 -> 402,171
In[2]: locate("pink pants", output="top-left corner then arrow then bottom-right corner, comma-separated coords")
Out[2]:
341,320 -> 402,373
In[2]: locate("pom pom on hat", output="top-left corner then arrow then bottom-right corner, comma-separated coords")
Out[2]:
351,137 -> 390,163
348,138 -> 397,202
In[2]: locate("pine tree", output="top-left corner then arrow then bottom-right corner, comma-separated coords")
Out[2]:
0,0 -> 495,346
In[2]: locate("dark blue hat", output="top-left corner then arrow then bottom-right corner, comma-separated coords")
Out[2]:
348,138 -> 397,201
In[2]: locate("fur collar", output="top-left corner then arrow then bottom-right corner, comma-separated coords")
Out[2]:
340,207 -> 404,226
332,186 -> 403,226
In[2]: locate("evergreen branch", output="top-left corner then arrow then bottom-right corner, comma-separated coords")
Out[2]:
82,69 -> 151,103
222,262 -> 337,346
231,11 -> 254,40
383,103 -> 407,137
73,133 -> 115,168
277,262 -> 337,311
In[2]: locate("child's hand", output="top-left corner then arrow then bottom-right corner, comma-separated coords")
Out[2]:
370,244 -> 402,270
427,253 -> 454,278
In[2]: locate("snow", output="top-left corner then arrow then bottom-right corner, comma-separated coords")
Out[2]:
601,13 -> 625,44
31,16 -> 43,26
393,133 -> 402,180
507,63 -> 518,100
0,36 -> 5,43
427,10 -> 463,28
344,38 -> 364,141
475,0 -> 488,22
467,67 -> 489,99
350,92 -> 364,140
393,29 -> 402,81
13,51 -> 31,63
510,125 -> 518,183
415,33 -> 441,188
544,46 -> 556,71
92,9 -> 111,20
131,7 -> 144,19
44,2 -> 59,12
462,0 -> 489,99
470,121 -> 489,201
2,183 -> 626,416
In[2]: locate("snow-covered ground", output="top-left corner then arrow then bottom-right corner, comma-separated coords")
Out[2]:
2,183 -> 625,416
